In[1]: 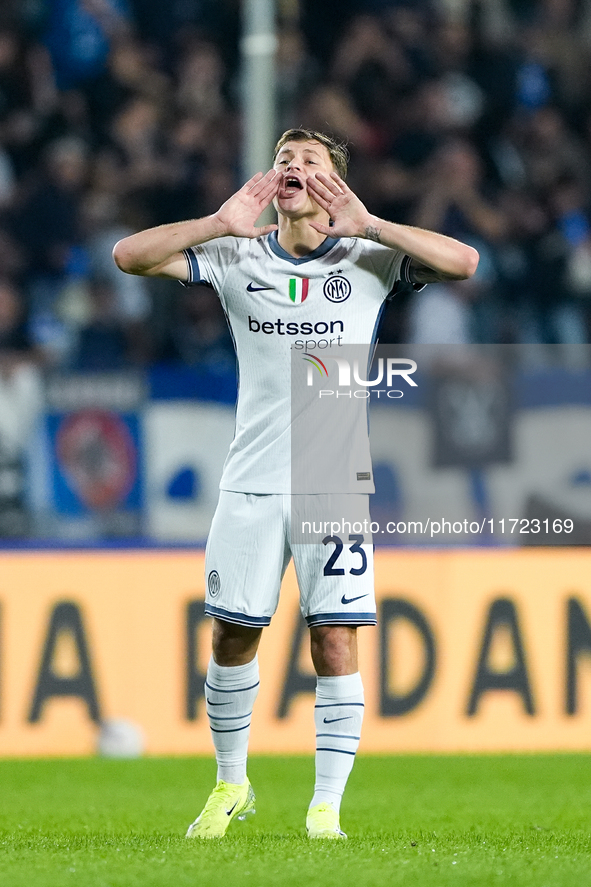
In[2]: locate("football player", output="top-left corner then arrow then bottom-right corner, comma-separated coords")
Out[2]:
113,129 -> 478,839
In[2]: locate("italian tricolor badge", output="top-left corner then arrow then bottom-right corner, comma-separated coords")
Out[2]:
289,278 -> 309,303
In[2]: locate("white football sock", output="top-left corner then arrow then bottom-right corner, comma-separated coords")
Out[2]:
205,655 -> 260,785
310,672 -> 365,813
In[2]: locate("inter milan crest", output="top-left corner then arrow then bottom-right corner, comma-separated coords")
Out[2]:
323,276 -> 351,303
208,570 -> 221,597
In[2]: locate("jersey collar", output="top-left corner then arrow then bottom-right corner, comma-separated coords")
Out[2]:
267,230 -> 340,265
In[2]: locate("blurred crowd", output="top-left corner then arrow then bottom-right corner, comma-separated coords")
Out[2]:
0,0 -> 590,377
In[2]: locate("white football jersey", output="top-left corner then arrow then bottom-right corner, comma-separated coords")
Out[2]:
183,232 -> 411,493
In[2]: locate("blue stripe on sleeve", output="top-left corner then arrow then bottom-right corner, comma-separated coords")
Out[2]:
401,254 -> 427,291
182,247 -> 205,285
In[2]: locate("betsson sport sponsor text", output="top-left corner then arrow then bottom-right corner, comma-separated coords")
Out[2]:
248,314 -> 344,350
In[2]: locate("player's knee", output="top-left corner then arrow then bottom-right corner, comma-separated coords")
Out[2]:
310,625 -> 358,675
212,618 -> 262,666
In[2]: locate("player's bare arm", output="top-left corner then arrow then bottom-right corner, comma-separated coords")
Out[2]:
112,170 -> 280,279
306,171 -> 479,282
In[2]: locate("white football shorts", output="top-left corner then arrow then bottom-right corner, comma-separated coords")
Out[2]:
204,491 -> 376,628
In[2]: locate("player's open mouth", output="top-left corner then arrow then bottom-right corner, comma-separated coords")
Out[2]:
280,175 -> 303,196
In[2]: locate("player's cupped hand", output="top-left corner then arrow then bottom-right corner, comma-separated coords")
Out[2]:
306,172 -> 371,238
214,170 -> 280,238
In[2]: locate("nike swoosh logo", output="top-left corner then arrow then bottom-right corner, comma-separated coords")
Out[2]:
323,716 -> 352,724
206,699 -> 231,706
246,283 -> 273,292
226,800 -> 239,816
340,593 -> 369,605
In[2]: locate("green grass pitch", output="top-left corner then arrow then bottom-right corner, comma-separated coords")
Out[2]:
0,755 -> 590,886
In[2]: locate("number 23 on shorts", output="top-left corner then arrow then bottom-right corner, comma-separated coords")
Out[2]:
322,534 -> 368,576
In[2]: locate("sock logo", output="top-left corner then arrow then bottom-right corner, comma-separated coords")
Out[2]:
323,716 -> 352,724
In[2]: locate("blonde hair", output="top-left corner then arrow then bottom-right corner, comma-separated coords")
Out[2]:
273,129 -> 349,179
